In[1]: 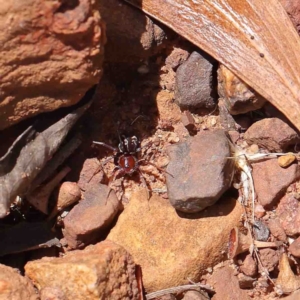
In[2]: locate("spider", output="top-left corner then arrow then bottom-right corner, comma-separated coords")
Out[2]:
93,135 -> 166,199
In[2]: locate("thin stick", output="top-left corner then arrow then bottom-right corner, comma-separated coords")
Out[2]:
145,284 -> 214,300
93,141 -> 117,152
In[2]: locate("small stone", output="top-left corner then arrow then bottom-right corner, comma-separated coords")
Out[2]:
228,130 -> 240,144
289,237 -> 300,257
210,266 -> 250,300
277,194 -> 300,236
252,159 -> 300,207
218,99 -> 236,131
175,51 -> 217,110
77,158 -> 104,191
182,290 -> 209,300
181,111 -> 196,131
253,220 -> 269,241
25,241 -> 139,300
165,47 -> 190,70
237,273 -> 256,289
0,264 -> 38,300
244,118 -> 300,152
254,204 -> 266,219
137,64 -> 149,74
267,218 -> 287,242
63,184 -> 121,249
278,154 -> 296,168
107,189 -> 243,293
240,254 -> 258,277
259,249 -> 279,272
218,64 -> 266,115
166,130 -> 234,212
48,182 -> 81,219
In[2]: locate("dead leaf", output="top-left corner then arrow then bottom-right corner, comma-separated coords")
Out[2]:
0,101 -> 92,218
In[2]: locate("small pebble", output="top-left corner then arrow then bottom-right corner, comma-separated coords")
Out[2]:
254,204 -> 266,219
248,144 -> 259,154
278,154 -> 296,168
253,220 -> 269,241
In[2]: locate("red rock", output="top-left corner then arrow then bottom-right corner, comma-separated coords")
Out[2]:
77,158 -> 104,191
0,0 -> 105,129
267,218 -> 287,242
25,241 -> 139,300
218,64 -> 265,115
181,111 -> 196,131
99,0 -> 167,63
0,264 -> 38,300
259,249 -> 279,272
237,273 -> 256,289
175,51 -> 217,110
210,266 -> 250,300
244,118 -> 300,152
277,194 -> 300,236
63,184 -> 121,249
107,189 -> 243,293
165,47 -> 190,69
166,130 -> 235,212
289,237 -> 300,257
240,254 -> 257,277
252,159 -> 300,207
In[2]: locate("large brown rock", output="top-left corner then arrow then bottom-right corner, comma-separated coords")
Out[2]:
107,189 -> 243,293
252,159 -> 300,207
25,240 -> 139,300
0,264 -> 38,300
166,130 -> 235,212
0,0 -> 105,130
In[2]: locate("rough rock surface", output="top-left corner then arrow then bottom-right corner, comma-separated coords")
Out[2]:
244,118 -> 300,152
252,159 -> 300,207
268,218 -> 287,242
240,254 -> 257,277
25,240 -> 139,300
277,194 -> 300,236
0,264 -> 38,300
63,184 -> 121,249
259,249 -> 279,272
166,130 -> 234,212
289,237 -> 300,257
0,0 -> 105,130
218,64 -> 266,115
210,265 -> 250,300
99,0 -> 167,63
107,189 -> 243,292
175,51 -> 217,110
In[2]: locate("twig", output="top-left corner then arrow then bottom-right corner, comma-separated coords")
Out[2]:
145,284 -> 214,299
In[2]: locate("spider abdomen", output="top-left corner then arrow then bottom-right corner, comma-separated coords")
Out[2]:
118,154 -> 138,174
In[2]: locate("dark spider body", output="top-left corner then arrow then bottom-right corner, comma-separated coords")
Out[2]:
114,136 -> 140,176
93,135 -> 169,199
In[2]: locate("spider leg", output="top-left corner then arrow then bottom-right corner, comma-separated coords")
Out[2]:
138,160 -> 174,177
138,169 -> 150,200
106,167 -> 124,204
93,141 -> 118,152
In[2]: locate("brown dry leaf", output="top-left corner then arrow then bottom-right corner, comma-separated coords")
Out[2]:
0,101 -> 91,218
125,0 -> 300,130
